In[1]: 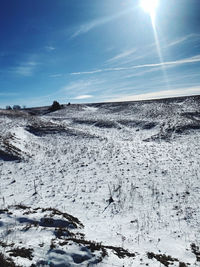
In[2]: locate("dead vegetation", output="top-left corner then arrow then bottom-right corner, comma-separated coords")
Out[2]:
25,123 -> 68,136
25,120 -> 98,139
59,238 -> 136,259
0,134 -> 26,162
59,239 -> 108,263
0,205 -> 137,266
7,247 -> 33,260
147,252 -> 188,267
0,109 -> 28,119
191,243 -> 200,261
0,253 -> 21,267
40,207 -> 84,228
0,241 -> 14,248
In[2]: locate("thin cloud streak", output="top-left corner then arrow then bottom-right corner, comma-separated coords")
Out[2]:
11,61 -> 38,77
74,95 -> 93,100
45,46 -> 55,51
71,55 -> 200,75
108,86 -> 200,103
71,8 -> 135,39
49,74 -> 63,78
165,33 -> 200,48
71,70 -> 103,75
61,79 -> 102,92
124,66 -> 162,79
165,35 -> 191,48
105,34 -> 200,67
60,79 -> 105,99
107,48 -> 137,63
0,92 -> 18,97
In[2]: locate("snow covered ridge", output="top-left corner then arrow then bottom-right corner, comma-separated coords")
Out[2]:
0,95 -> 200,266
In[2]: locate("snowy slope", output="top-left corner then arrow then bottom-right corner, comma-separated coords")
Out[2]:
0,96 -> 200,266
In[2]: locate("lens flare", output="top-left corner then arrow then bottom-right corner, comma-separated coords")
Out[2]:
140,0 -> 170,90
140,0 -> 158,20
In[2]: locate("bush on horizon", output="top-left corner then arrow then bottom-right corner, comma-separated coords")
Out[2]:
49,101 -> 62,112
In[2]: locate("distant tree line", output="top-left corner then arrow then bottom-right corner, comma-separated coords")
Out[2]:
6,105 -> 26,110
5,101 -> 70,112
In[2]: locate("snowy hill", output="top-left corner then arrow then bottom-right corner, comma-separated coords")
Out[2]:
0,95 -> 200,266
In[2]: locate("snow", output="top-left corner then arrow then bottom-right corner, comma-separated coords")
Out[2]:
0,96 -> 200,266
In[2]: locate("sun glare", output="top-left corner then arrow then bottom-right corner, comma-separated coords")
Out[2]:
140,0 -> 159,20
140,0 -> 170,91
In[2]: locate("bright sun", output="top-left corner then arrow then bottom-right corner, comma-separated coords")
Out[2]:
140,0 -> 159,18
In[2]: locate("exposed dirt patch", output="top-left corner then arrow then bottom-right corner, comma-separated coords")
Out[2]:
73,119 -> 97,126
147,252 -> 188,266
0,134 -> 27,162
118,120 -> 157,130
59,238 -> 108,263
0,252 -> 21,267
7,248 -> 33,260
94,120 -> 120,129
191,243 -> 200,261
0,110 -> 28,119
175,124 -> 200,134
105,245 -> 136,258
0,209 -> 9,214
26,121 -> 98,139
60,238 -> 136,259
26,123 -> 69,136
40,207 -> 84,229
0,149 -> 21,161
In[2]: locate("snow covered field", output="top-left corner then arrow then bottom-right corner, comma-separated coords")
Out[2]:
0,96 -> 200,266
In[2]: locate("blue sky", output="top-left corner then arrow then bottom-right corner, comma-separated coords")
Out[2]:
1,0 -> 200,107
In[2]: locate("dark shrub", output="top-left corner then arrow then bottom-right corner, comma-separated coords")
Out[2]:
49,101 -> 61,112
13,105 -> 21,110
6,106 -> 12,110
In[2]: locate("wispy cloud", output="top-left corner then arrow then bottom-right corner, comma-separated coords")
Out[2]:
71,8 -> 134,39
71,67 -> 133,76
61,79 -> 105,97
74,95 -> 93,100
12,61 -> 38,77
104,34 -> 200,68
124,66 -> 162,79
166,36 -> 190,48
49,74 -> 63,78
108,86 -> 200,102
165,33 -> 200,48
0,92 -> 18,97
62,80 -> 94,92
107,48 -> 137,63
45,46 -> 55,51
71,70 -> 103,75
71,54 -> 200,76
137,55 -> 200,69
71,20 -> 102,39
